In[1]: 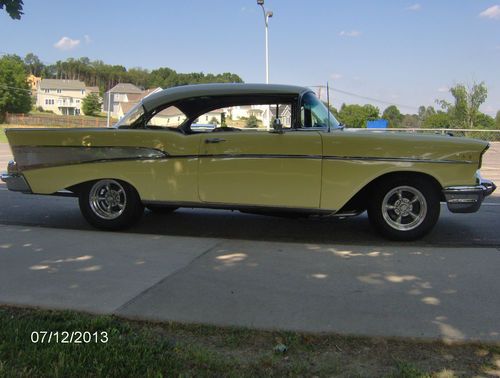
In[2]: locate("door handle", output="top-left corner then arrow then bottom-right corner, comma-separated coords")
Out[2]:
205,138 -> 226,144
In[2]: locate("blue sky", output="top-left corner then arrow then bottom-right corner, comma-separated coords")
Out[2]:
1,0 -> 499,115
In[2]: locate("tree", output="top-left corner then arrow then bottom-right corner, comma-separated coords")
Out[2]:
496,111 -> 500,129
418,106 -> 436,123
245,115 -> 259,128
401,114 -> 420,129
209,116 -> 219,125
437,82 -> 488,128
475,113 -> 495,129
422,112 -> 451,129
382,105 -> 403,128
82,93 -> 101,116
337,103 -> 379,128
0,55 -> 31,120
24,53 -> 44,76
0,0 -> 23,19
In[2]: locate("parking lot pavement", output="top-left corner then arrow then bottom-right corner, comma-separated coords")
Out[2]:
1,223 -> 499,342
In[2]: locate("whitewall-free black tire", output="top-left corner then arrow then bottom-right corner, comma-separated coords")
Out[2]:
367,177 -> 440,240
78,179 -> 144,230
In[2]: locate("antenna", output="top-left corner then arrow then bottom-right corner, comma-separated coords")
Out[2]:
326,82 -> 331,133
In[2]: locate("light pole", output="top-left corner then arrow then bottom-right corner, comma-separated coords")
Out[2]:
257,0 -> 272,84
257,0 -> 273,129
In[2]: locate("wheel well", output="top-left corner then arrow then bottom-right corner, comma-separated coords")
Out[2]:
338,171 -> 443,213
66,179 -> 139,197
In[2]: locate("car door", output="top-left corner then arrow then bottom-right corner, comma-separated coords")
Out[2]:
197,130 -> 322,208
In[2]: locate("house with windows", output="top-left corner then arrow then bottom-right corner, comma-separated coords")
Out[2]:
27,74 -> 41,98
114,87 -> 162,119
103,83 -> 143,118
36,79 -> 96,116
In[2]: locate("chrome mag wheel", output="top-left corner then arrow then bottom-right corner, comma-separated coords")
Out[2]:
89,179 -> 127,220
381,185 -> 427,231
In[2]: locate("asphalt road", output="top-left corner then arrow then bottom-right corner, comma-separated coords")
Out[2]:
1,142 -> 499,342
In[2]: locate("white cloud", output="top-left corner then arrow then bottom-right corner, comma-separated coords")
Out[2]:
479,5 -> 500,19
339,30 -> 362,38
407,3 -> 421,11
84,35 -> 91,44
331,73 -> 343,80
54,36 -> 80,50
437,86 -> 449,93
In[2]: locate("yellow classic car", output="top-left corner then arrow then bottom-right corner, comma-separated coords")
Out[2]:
1,84 -> 496,240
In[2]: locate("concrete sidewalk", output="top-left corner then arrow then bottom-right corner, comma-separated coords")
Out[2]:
0,224 -> 499,343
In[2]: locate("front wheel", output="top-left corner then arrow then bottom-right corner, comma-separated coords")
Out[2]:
367,178 -> 440,241
78,179 -> 144,230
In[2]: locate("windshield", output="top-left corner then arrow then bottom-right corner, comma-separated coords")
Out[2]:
115,102 -> 145,128
301,92 -> 341,129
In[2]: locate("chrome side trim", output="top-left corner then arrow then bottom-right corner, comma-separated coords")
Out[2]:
322,156 -> 473,164
11,146 -> 168,170
1,173 -> 32,193
197,154 -> 470,164
198,153 -> 323,160
9,145 -> 473,171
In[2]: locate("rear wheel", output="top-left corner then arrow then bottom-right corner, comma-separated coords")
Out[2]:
367,177 -> 440,240
78,179 -> 144,230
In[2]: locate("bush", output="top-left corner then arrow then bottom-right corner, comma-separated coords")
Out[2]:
245,115 -> 258,128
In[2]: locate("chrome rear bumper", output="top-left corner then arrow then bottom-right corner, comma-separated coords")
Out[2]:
0,173 -> 32,193
443,177 -> 496,213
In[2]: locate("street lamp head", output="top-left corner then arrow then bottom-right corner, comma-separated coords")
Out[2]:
257,0 -> 264,5
266,11 -> 273,18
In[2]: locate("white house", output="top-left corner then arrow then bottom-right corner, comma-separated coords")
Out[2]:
103,83 -> 143,118
36,79 -> 96,116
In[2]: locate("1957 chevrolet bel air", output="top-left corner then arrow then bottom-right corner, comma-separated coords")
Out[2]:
1,84 -> 496,240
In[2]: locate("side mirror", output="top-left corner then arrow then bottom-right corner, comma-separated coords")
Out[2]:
271,118 -> 283,133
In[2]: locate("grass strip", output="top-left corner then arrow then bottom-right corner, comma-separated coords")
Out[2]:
1,306 -> 499,377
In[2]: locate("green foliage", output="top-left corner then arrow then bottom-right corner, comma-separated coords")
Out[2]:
422,112 -> 451,129
337,103 -> 379,128
437,82 -> 488,128
496,111 -> 500,129
418,106 -> 436,122
25,54 -> 244,93
24,52 -> 44,76
0,55 -> 31,120
82,93 -> 102,116
382,105 -> 403,128
0,0 -> 23,19
245,115 -> 259,128
474,113 -> 495,129
148,68 -> 243,88
401,114 -> 420,128
209,116 -> 219,125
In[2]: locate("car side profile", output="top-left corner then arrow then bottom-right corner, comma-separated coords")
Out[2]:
1,83 -> 496,240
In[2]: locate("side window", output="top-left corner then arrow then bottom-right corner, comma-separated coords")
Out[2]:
147,106 -> 187,128
300,92 -> 340,129
193,103 -> 292,132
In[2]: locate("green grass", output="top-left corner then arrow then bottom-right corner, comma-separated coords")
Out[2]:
0,127 -> 7,143
1,306 -> 499,377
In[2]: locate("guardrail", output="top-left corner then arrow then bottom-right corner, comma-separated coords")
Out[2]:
241,127 -> 500,141
359,128 -> 500,141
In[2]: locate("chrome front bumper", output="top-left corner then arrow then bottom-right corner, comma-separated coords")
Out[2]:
443,177 -> 496,213
0,173 -> 32,193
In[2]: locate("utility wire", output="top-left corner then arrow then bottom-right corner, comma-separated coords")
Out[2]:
308,84 -> 417,111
